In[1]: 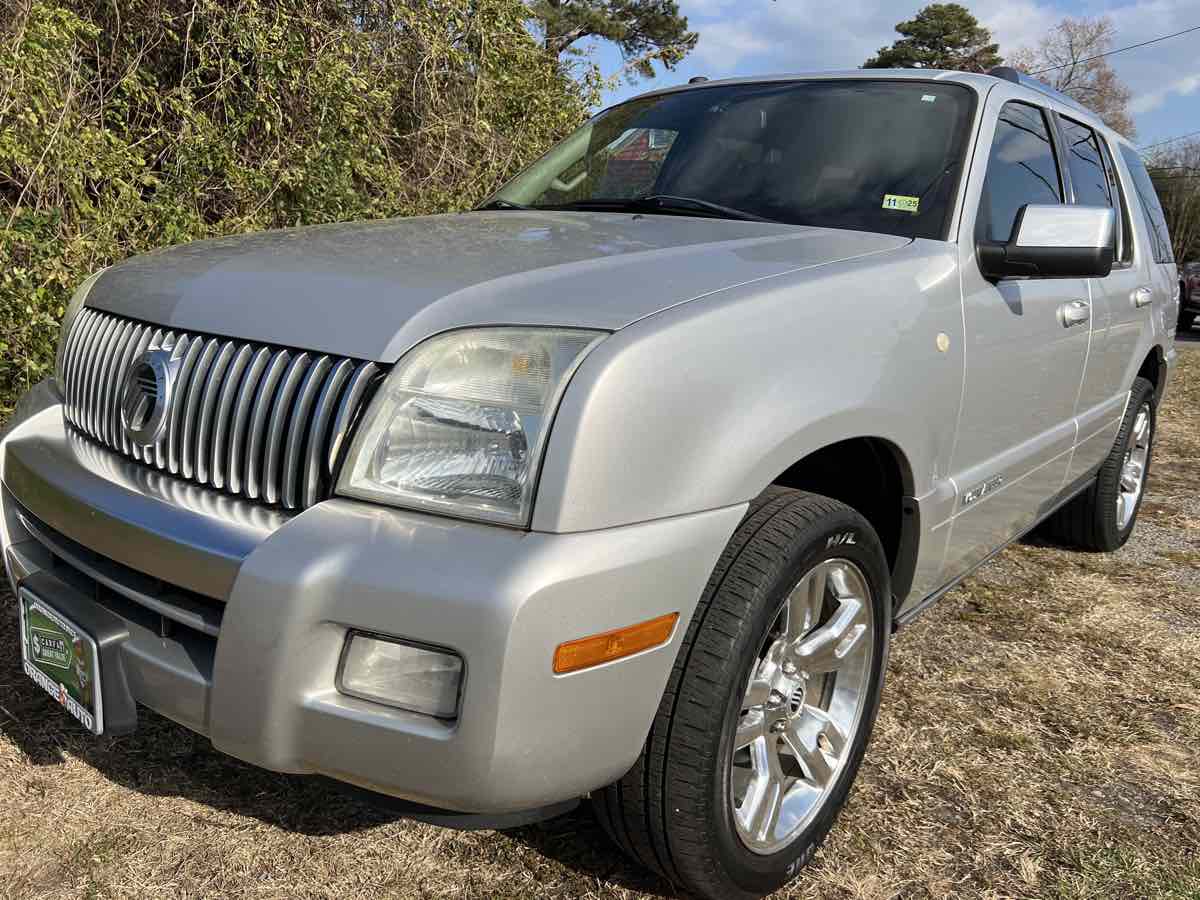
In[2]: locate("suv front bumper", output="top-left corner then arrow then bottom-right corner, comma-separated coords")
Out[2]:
1,381 -> 744,813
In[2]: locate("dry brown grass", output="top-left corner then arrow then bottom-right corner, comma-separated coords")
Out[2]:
1,345 -> 1198,900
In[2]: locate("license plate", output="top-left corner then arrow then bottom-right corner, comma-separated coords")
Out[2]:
18,588 -> 104,735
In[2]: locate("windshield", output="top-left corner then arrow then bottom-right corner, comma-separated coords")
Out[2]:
490,80 -> 975,240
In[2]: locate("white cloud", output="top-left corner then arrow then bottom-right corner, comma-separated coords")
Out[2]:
684,0 -> 740,15
693,21 -> 774,67
1132,71 -> 1200,114
973,0 -> 1062,57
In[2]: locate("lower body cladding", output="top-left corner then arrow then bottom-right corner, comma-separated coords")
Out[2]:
1,383 -> 746,815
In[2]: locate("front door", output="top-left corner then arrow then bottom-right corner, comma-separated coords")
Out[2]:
944,97 -> 1092,576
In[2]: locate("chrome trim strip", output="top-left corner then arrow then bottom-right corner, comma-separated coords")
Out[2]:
195,342 -> 236,485
97,320 -> 134,446
262,352 -> 310,506
244,349 -> 290,500
282,355 -> 331,509
302,358 -> 353,508
210,344 -> 253,490
328,362 -> 378,476
166,335 -> 199,469
75,312 -> 108,435
180,338 -> 218,478
226,346 -> 271,496
61,309 -> 92,422
87,315 -> 121,438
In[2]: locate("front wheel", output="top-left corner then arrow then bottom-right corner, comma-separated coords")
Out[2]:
593,487 -> 891,900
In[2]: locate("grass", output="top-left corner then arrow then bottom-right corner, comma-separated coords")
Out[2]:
1,345 -> 1198,899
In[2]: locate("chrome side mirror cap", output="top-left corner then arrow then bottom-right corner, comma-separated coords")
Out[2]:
978,204 -> 1115,280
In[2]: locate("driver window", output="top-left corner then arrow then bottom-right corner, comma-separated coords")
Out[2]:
977,102 -> 1063,243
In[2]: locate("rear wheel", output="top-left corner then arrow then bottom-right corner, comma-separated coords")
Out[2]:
1041,377 -> 1156,551
593,487 -> 891,900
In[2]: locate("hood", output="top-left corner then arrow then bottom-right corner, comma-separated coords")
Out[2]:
88,211 -> 910,362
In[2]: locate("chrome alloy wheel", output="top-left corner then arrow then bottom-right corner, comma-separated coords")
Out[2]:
729,559 -> 874,855
1116,401 -> 1152,531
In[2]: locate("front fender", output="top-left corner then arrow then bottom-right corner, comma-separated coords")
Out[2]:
533,242 -> 965,534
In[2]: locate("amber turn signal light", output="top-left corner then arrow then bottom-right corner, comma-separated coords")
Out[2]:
553,612 -> 679,674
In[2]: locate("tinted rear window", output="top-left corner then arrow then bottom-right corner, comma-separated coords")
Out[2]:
1061,118 -> 1112,207
1118,144 -> 1174,263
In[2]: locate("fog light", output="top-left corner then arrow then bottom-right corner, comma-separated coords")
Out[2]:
337,633 -> 463,719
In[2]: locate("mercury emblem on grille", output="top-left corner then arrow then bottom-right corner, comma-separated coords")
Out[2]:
120,348 -> 176,446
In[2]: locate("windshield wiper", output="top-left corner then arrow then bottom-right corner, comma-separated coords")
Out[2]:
540,195 -> 778,223
635,195 -> 777,223
476,198 -> 531,211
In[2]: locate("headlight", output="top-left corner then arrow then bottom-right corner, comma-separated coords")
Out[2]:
54,269 -> 106,388
337,327 -> 605,526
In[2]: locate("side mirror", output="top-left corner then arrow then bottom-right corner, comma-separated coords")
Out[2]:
978,204 -> 1115,280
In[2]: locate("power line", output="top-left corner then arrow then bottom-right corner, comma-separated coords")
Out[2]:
1140,130 -> 1200,152
1030,24 -> 1200,75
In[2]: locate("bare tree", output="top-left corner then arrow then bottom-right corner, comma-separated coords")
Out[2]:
1009,17 -> 1136,137
1148,139 -> 1200,264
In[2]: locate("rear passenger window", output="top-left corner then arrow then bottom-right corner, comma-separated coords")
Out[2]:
1098,137 -> 1133,265
1119,144 -> 1175,263
1060,117 -> 1120,262
1060,118 -> 1112,207
978,102 -> 1062,243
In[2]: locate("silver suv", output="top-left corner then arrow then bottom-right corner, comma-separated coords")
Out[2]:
0,68 -> 1178,899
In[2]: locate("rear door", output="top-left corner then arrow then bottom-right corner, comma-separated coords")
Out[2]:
1077,141 -> 1178,476
1055,116 -> 1140,483
1117,142 -> 1179,333
945,95 -> 1092,576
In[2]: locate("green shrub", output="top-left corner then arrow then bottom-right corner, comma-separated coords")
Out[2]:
0,0 -> 597,413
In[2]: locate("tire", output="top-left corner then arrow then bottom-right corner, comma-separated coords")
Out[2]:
593,487 -> 891,900
1040,376 -> 1156,552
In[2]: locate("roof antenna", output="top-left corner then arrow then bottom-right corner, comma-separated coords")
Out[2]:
688,76 -> 709,84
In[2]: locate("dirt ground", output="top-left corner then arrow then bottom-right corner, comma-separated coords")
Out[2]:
1,340 -> 1197,900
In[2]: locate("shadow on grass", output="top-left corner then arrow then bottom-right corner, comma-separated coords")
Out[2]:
510,809 -> 679,898
0,597 -> 674,894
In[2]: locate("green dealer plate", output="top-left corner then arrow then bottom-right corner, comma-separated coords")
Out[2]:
18,588 -> 104,735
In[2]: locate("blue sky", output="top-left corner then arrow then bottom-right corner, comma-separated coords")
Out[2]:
582,0 -> 1200,149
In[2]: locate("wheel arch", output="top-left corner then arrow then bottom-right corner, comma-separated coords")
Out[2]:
770,436 -> 920,608
1137,344 -> 1166,404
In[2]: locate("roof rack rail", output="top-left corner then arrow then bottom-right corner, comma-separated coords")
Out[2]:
988,66 -> 1091,116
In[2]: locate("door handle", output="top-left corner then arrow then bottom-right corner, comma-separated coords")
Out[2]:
1132,286 -> 1154,308
1058,299 -> 1090,328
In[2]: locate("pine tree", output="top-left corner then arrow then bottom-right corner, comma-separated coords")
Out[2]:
864,4 -> 1001,73
526,1 -> 697,78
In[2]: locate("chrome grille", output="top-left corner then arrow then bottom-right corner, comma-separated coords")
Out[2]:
60,309 -> 380,510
